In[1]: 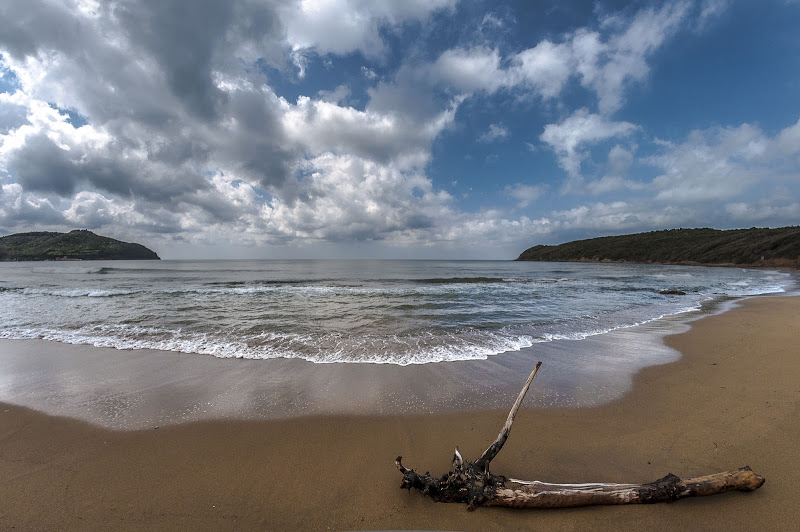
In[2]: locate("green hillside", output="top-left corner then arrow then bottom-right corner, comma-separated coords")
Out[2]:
0,230 -> 160,261
516,227 -> 800,268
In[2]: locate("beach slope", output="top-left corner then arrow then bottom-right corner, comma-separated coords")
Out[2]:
1,296 -> 798,530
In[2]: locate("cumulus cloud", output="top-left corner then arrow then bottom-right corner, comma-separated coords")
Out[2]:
0,0 -> 469,248
646,119 -> 800,203
404,1 -> 699,202
282,0 -> 457,58
697,0 -> 730,29
540,109 -> 639,181
0,91 -> 29,134
424,1 -> 692,109
584,144 -> 641,194
478,123 -> 509,143
479,12 -> 508,32
258,153 -> 455,244
511,40 -> 574,99
428,46 -> 506,93
317,84 -> 351,104
588,1 -> 690,113
0,0 -> 791,257
281,95 -> 459,169
725,200 -> 800,222
0,182 -> 63,227
504,183 -> 545,207
537,116 -> 800,236
361,66 -> 378,80
550,201 -> 708,236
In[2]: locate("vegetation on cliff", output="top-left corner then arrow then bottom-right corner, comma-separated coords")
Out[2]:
0,230 -> 160,261
516,227 -> 800,268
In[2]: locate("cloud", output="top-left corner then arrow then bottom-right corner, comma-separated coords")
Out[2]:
697,0 -> 730,29
725,200 -> 800,223
317,84 -> 351,104
247,152 -> 459,244
584,144 -> 641,194
0,91 -> 29,134
587,1 -> 690,113
540,109 -> 639,181
428,46 -> 506,93
504,183 -> 545,207
0,182 -> 64,227
1,0 -> 788,257
646,119 -> 800,203
480,12 -> 507,31
282,0 -> 457,58
361,66 -> 378,80
0,0 -> 473,249
63,191 -> 134,229
549,201 -> 645,231
478,123 -> 508,143
510,40 -> 574,99
423,1 -> 694,110
282,94 -> 460,171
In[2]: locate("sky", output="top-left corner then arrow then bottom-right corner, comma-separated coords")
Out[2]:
0,0 -> 798,259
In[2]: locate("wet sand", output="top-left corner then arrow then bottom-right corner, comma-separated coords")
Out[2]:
1,295 -> 799,530
0,318 -> 682,429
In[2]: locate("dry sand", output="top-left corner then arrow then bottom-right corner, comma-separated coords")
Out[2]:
1,295 -> 798,530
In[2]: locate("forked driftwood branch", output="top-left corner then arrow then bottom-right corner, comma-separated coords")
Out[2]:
395,361 -> 765,509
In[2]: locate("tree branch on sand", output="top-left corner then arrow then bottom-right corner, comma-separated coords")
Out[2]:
395,361 -> 765,510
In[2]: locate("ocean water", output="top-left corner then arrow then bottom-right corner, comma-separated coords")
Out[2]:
0,260 -> 793,366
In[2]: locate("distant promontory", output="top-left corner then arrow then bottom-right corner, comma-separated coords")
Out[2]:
0,230 -> 160,261
516,227 -> 800,268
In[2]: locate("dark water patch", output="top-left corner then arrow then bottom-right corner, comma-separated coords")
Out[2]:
94,267 -> 164,275
597,286 -> 681,293
393,302 -> 446,311
415,277 -> 510,284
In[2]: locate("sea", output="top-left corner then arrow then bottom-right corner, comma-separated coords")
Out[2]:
0,259 -> 793,366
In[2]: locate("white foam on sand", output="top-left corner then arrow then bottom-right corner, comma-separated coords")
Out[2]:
0,311 -> 689,430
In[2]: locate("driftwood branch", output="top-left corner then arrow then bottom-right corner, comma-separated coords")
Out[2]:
474,360 -> 541,472
395,361 -> 765,509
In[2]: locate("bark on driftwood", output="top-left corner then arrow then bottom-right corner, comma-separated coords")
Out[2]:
395,361 -> 765,510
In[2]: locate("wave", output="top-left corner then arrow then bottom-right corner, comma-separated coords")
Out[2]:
0,289 -> 783,365
202,279 -> 356,288
0,297 -> 711,366
20,288 -> 139,297
6,275 -> 791,302
415,276 -> 509,284
0,324 -> 537,365
2,261 -> 794,365
413,276 -> 562,285
95,266 -> 174,275
198,277 -> 555,288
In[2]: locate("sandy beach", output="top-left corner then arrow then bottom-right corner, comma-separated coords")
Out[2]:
1,294 -> 799,530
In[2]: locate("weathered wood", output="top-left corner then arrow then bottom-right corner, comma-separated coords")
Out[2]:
487,467 -> 765,508
395,361 -> 766,510
473,360 -> 541,472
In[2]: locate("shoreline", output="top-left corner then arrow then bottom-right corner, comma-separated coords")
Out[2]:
515,257 -> 800,271
1,284 -> 786,430
0,312 -> 687,429
1,294 -> 799,530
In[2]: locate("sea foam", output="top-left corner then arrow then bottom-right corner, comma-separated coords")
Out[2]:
0,260 -> 794,365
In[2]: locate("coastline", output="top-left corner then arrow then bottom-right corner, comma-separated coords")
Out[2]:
1,295 -> 799,530
0,314 -> 687,429
514,257 -> 800,271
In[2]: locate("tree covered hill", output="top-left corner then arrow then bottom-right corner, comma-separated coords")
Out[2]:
516,227 -> 800,268
0,230 -> 160,261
